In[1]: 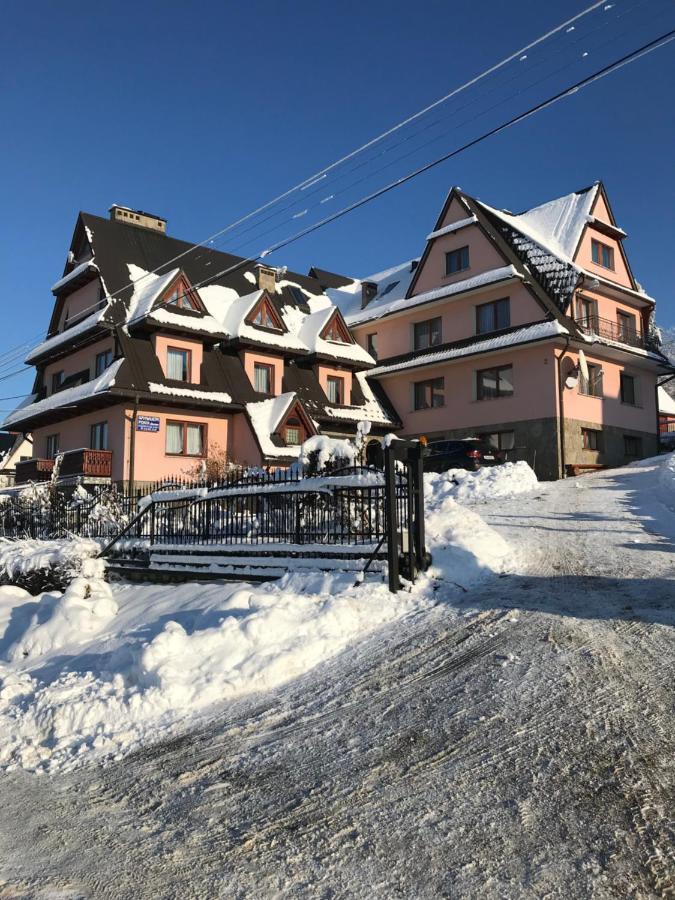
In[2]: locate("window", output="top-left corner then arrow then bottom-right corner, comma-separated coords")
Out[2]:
582,428 -> 602,451
90,421 -> 108,451
379,280 -> 400,298
165,421 -> 205,456
95,349 -> 113,377
252,301 -> 277,329
624,435 -> 642,458
51,371 -> 64,393
579,363 -> 603,397
480,431 -> 515,451
46,434 -> 59,459
591,239 -> 614,270
413,377 -> 445,410
326,375 -> 344,405
476,298 -> 510,335
166,286 -> 198,310
445,246 -> 470,275
366,333 -> 378,359
617,311 -> 637,343
413,317 -> 442,350
577,296 -> 598,330
254,362 -> 274,395
620,372 -> 637,406
476,365 -> 514,400
167,347 -> 191,382
323,317 -> 348,343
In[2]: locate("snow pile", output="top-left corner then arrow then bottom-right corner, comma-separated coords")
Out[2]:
425,462 -> 539,506
300,434 -> 356,474
7,577 -> 117,662
0,538 -> 102,583
658,453 -> 675,507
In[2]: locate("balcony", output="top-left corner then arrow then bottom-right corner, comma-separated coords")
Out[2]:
15,449 -> 112,485
575,315 -> 645,350
15,458 -> 55,484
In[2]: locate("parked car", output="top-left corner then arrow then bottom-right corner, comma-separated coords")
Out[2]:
422,438 -> 505,473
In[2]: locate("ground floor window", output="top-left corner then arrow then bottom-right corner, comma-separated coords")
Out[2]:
90,421 -> 109,451
166,421 -> 206,456
46,433 -> 59,458
624,435 -> 642,458
582,427 -> 602,451
413,377 -> 444,410
479,430 -> 515,451
476,365 -> 514,400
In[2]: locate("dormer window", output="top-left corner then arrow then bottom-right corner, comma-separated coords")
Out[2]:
326,375 -> 344,405
166,286 -> 198,310
246,294 -> 285,332
320,312 -> 352,344
253,304 -> 276,328
167,347 -> 191,382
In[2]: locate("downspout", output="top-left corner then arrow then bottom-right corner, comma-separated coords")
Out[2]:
556,335 -> 571,479
128,395 -> 139,494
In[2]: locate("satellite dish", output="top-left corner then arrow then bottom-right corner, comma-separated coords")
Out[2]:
565,373 -> 579,390
578,348 -> 590,382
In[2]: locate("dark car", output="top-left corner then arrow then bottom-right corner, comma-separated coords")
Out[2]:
422,438 -> 505,473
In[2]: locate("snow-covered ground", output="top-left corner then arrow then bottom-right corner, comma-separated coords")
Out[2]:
0,465 -> 526,773
1,455 -> 674,898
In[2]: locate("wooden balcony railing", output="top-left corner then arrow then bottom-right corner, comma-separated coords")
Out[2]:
15,450 -> 112,484
60,449 -> 113,478
15,458 -> 55,484
575,315 -> 645,349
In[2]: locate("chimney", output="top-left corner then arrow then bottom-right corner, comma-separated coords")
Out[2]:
361,281 -> 378,309
256,264 -> 277,293
109,205 -> 167,234
410,259 -> 419,272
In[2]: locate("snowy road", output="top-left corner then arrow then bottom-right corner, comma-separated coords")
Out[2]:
1,460 -> 675,898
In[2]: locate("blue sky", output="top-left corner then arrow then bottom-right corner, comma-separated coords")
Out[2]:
1,0 -> 674,404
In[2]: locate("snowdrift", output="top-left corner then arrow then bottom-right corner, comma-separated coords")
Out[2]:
0,472 -> 514,773
425,461 -> 539,505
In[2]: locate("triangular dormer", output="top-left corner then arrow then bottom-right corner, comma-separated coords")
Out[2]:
320,308 -> 353,344
571,182 -> 638,291
245,291 -> 287,333
276,400 -> 316,447
158,271 -> 206,314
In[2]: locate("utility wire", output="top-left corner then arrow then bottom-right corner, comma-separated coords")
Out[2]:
2,24 -> 674,409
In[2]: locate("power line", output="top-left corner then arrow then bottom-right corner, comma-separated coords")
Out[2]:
2,24 -> 673,407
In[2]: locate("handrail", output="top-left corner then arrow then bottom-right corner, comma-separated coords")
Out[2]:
98,500 -> 153,558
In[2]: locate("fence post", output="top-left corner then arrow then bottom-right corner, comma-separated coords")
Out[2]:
384,444 -> 399,593
410,444 -> 426,572
150,502 -> 156,545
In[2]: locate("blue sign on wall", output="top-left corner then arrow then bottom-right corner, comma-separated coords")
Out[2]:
137,415 -> 160,433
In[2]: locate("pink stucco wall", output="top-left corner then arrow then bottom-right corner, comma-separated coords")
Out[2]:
230,412 -> 264,467
43,336 -> 115,394
556,348 -> 657,432
412,201 -> 505,297
378,343 -> 559,436
317,365 -> 354,404
153,334 -> 203,384
353,280 -> 543,360
32,405 -> 128,478
242,350 -> 284,395
121,405 -> 231,482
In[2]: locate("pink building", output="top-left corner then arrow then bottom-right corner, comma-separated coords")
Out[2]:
6,206 -> 396,488
331,183 -> 672,479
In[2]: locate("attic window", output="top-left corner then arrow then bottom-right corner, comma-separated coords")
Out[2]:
166,285 -> 198,310
379,280 -> 400,298
288,286 -> 307,305
247,295 -> 285,332
321,314 -> 351,344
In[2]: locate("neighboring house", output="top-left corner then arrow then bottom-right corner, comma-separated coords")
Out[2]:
332,182 -> 672,479
4,206 -> 397,488
0,432 -> 33,487
657,385 -> 675,442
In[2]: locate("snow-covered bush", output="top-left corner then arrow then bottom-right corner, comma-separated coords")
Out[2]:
299,435 -> 357,476
0,538 -> 103,593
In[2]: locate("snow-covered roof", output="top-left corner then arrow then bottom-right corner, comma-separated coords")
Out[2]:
323,372 -> 396,424
369,321 -> 568,377
147,383 -> 233,404
26,306 -> 110,364
328,260 -> 418,322
427,215 -> 477,241
658,386 -> 675,416
297,308 -> 374,365
2,359 -> 123,429
51,260 -> 98,293
479,185 -> 599,263
246,393 -> 301,458
126,265 -> 181,327
346,265 -> 521,326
